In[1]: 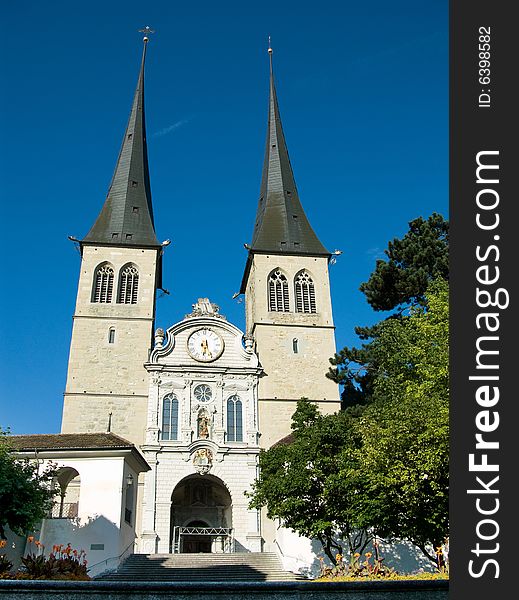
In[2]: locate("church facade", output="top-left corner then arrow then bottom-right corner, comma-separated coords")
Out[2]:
8,37 -> 341,574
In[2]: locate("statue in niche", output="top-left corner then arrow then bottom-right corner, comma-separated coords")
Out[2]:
198,413 -> 210,439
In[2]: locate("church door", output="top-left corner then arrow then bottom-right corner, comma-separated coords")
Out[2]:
182,520 -> 211,553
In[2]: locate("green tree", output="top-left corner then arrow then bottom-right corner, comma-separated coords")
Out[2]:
349,280 -> 449,566
248,399 -> 371,564
328,213 -> 449,410
0,430 -> 58,539
359,213 -> 449,312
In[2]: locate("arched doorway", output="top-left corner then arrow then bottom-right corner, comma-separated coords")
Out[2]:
52,467 -> 80,518
182,520 -> 211,553
170,474 -> 233,553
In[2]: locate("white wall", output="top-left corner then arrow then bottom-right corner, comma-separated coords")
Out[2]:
34,456 -> 138,577
275,524 -> 439,577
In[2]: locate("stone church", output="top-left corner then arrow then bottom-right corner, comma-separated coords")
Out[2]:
8,36 -> 341,575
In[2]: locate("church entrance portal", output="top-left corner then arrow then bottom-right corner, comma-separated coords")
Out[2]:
170,474 -> 233,553
181,520 -> 212,553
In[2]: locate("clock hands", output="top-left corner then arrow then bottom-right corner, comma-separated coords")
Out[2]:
188,329 -> 223,361
200,338 -> 213,358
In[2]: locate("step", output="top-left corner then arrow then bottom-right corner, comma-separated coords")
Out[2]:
97,552 -> 303,582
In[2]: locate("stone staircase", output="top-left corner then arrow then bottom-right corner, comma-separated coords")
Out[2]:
97,552 -> 303,582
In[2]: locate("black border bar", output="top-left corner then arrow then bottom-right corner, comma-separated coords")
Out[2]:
450,1 -> 516,597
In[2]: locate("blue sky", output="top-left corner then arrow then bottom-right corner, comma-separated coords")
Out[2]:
0,0 -> 448,434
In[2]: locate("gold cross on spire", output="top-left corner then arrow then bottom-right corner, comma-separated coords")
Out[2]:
139,26 -> 155,43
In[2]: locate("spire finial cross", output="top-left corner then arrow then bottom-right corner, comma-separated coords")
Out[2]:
268,35 -> 273,54
139,26 -> 155,43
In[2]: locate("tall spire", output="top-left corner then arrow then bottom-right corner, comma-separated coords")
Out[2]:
83,32 -> 159,248
248,41 -> 329,256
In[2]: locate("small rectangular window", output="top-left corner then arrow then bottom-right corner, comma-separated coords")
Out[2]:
112,233 -> 119,239
132,206 -> 139,213
127,133 -> 133,140
126,234 -> 133,240
131,181 -> 138,188
90,544 -> 105,551
108,328 -> 115,344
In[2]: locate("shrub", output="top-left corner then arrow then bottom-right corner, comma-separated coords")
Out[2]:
0,539 -> 13,578
318,550 -> 397,580
18,539 -> 90,581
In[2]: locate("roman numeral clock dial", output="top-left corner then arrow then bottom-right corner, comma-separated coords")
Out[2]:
187,329 -> 224,362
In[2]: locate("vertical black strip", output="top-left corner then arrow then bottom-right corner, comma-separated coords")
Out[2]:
451,1 -> 516,597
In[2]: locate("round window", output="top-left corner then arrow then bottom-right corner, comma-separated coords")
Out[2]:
194,384 -> 212,403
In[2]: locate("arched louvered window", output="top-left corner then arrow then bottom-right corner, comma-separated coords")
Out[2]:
118,264 -> 139,304
92,263 -> 114,303
268,269 -> 289,312
295,270 -> 317,313
161,394 -> 179,441
227,395 -> 243,442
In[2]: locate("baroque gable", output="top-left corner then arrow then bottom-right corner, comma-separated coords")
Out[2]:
148,298 -> 260,371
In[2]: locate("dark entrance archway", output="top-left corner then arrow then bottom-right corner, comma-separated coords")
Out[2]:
182,520 -> 212,553
170,474 -> 233,553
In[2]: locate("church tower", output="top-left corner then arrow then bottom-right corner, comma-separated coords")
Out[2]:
241,46 -> 340,449
62,35 -> 163,445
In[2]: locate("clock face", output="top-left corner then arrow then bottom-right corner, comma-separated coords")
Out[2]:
187,329 -> 224,362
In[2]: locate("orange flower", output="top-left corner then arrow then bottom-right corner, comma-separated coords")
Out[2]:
365,552 -> 372,558
354,552 -> 361,558
0,540 -> 7,549
27,536 -> 34,543
34,541 -> 41,547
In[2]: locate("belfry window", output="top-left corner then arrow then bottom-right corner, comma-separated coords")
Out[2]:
161,394 -> 179,441
118,264 -> 139,304
92,263 -> 114,303
295,270 -> 316,313
227,395 -> 243,442
268,269 -> 289,312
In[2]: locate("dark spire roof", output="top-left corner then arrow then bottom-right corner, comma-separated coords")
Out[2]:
83,40 -> 159,248
248,46 -> 329,257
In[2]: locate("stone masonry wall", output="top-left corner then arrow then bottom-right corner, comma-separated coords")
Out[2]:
62,245 -> 158,445
244,254 -> 340,449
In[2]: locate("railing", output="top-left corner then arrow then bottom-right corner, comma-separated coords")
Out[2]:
87,540 -> 136,577
48,502 -> 78,519
273,538 -> 311,577
172,527 -> 234,554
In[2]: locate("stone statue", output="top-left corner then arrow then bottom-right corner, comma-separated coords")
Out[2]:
198,414 -> 210,439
